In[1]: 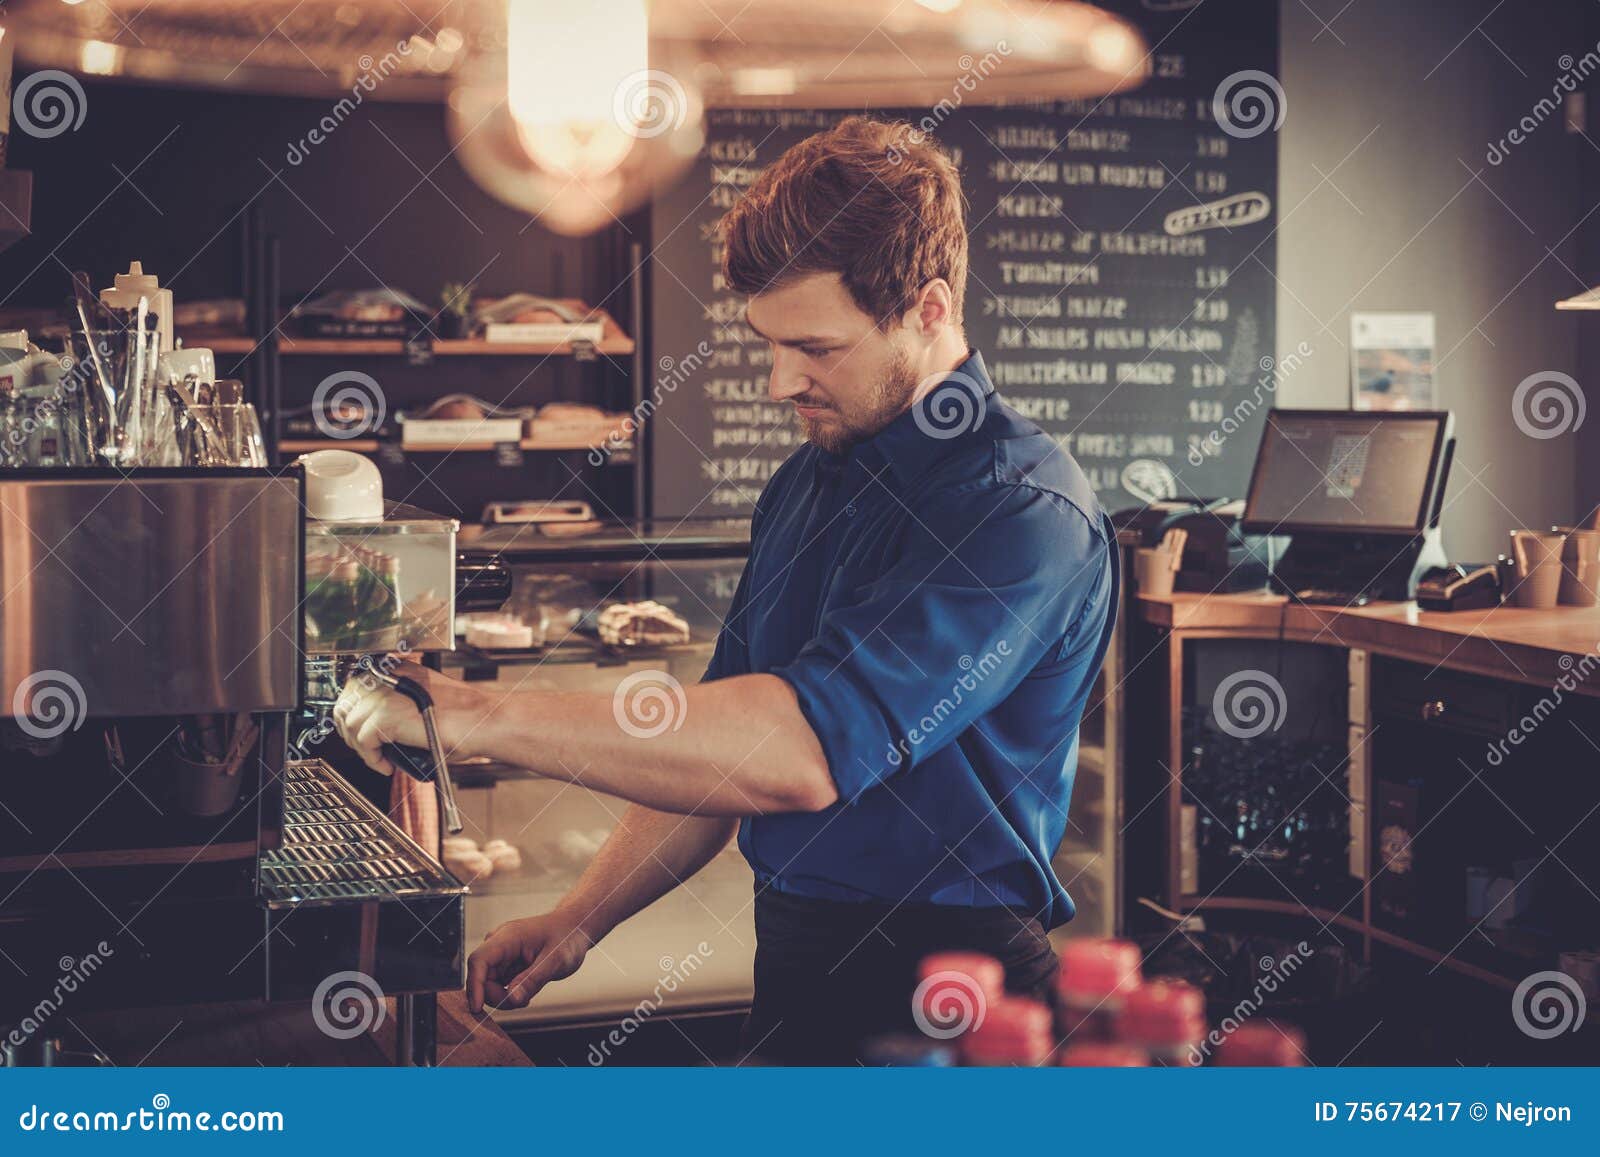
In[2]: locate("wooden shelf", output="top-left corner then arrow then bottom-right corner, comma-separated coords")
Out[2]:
183,301 -> 635,359
278,437 -> 631,455
197,335 -> 257,354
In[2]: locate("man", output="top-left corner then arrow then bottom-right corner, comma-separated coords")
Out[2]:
335,116 -> 1118,1064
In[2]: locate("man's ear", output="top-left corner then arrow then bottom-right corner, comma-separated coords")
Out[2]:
904,279 -> 955,339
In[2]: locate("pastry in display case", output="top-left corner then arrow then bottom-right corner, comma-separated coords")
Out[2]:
451,519 -> 748,664
596,599 -> 691,648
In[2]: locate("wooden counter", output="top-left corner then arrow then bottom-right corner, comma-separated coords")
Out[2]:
1137,591 -> 1600,693
69,990 -> 529,1067
1127,589 -> 1600,990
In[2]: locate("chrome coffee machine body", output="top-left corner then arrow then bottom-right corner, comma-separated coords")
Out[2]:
0,468 -> 467,1065
0,468 -> 300,1057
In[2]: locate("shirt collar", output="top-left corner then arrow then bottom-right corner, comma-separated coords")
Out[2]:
849,349 -> 996,486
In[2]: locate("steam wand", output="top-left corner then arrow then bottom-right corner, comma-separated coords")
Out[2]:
366,669 -> 464,836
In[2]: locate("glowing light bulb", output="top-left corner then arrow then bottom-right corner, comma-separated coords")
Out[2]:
80,39 -> 121,76
449,0 -> 703,236
506,0 -> 646,180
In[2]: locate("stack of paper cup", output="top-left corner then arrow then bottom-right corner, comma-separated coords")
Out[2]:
1558,529 -> 1600,606
1508,529 -> 1565,608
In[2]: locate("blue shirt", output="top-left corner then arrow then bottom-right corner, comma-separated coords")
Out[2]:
702,351 -> 1118,928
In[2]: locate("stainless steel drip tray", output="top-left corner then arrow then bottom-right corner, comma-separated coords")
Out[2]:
262,761 -> 466,908
260,760 -> 465,1002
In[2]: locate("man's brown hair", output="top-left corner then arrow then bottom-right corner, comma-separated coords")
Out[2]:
720,116 -> 968,329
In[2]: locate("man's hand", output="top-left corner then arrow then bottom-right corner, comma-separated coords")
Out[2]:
467,910 -> 594,1014
332,660 -> 489,777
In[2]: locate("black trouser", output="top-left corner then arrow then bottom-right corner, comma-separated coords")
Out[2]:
740,889 -> 1058,1065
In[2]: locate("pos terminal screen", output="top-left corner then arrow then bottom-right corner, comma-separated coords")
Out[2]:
1242,411 -> 1446,533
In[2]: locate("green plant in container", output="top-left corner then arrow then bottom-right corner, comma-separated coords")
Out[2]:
439,281 -> 474,339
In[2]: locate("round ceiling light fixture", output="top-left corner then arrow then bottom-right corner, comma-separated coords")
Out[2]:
1,0 -> 1148,235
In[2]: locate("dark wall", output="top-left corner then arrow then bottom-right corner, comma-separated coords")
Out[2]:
1,77 -> 628,313
0,76 -> 640,520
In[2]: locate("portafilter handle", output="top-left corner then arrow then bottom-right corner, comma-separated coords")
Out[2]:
369,670 -> 464,836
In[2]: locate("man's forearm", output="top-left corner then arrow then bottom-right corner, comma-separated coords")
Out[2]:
453,673 -> 838,816
556,807 -> 740,945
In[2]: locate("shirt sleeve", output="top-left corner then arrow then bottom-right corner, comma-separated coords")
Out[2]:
701,557 -> 754,683
772,484 -> 1110,803
700,464 -> 783,684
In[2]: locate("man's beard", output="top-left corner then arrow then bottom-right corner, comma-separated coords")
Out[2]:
796,346 -> 921,455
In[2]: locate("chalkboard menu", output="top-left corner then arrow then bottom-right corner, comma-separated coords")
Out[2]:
648,0 -> 1279,518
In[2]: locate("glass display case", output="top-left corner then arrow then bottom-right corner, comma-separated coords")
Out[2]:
439,518 -> 1124,1029
442,520 -> 756,1028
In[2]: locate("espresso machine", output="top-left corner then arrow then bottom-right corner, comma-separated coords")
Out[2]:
0,467 -> 485,1066
290,476 -> 514,1065
297,465 -> 511,840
